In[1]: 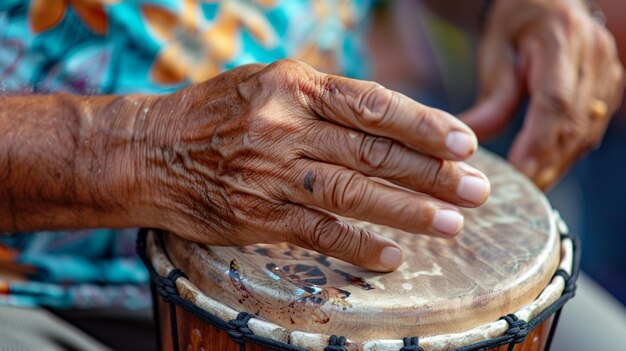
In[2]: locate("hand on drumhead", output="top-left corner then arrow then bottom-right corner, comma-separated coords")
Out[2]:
461,0 -> 626,191
140,60 -> 490,272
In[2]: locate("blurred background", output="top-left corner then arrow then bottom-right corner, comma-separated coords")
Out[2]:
366,0 -> 626,307
0,1 -> 622,349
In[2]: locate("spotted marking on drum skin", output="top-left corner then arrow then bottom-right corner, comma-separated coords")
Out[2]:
266,262 -> 353,311
327,287 -> 352,310
240,243 -> 377,292
332,268 -> 375,290
314,255 -> 332,267
290,301 -> 329,324
250,244 -> 376,291
225,248 -> 356,322
228,259 -> 254,304
226,259 -> 310,319
402,283 -> 412,291
266,263 -> 327,287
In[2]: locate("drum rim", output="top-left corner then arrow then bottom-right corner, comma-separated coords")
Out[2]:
153,147 -> 563,339
139,210 -> 579,351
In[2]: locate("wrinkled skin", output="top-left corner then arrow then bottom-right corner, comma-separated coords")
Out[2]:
462,0 -> 626,190
2,1 -> 624,275
137,60 -> 490,272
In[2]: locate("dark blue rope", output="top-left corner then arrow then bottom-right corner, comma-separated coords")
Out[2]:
400,337 -> 424,351
155,269 -> 187,303
228,312 -> 254,351
324,335 -> 347,351
500,314 -> 529,344
553,269 -> 570,282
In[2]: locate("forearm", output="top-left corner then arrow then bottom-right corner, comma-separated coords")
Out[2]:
0,93 -> 154,232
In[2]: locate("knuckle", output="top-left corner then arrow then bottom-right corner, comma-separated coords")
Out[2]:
326,171 -> 367,212
421,158 -> 446,189
354,82 -> 394,127
261,59 -> 310,87
266,58 -> 300,73
536,90 -> 573,117
412,106 -> 439,139
554,7 -> 583,34
537,16 -> 571,49
357,135 -> 395,172
351,226 -> 372,262
594,30 -> 614,56
246,109 -> 307,149
310,217 -> 352,252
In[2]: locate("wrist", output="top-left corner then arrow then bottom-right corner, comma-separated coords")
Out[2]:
74,93 -> 161,228
129,83 -> 227,234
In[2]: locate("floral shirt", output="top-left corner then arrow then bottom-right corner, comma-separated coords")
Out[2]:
0,0 -> 371,309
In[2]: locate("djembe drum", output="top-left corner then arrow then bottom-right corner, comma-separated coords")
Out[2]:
138,149 -> 579,351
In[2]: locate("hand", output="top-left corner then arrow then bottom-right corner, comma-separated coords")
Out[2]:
138,60 -> 490,272
461,0 -> 625,190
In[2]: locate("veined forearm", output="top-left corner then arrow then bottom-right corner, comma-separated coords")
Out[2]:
0,93 -> 151,232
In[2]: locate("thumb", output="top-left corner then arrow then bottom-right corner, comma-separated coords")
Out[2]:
460,42 -> 524,141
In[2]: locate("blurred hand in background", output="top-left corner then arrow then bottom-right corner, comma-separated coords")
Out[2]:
461,0 -> 625,190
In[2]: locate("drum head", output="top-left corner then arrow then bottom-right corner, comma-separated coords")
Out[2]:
162,149 -> 560,341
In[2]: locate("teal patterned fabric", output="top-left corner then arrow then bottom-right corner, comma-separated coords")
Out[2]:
0,0 -> 371,309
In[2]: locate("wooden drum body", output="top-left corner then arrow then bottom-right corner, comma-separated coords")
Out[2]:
139,149 -> 579,351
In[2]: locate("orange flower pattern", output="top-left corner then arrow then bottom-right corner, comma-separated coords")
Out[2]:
0,0 -> 370,308
140,0 -> 369,85
293,0 -> 361,74
28,0 -> 118,35
141,0 -> 279,84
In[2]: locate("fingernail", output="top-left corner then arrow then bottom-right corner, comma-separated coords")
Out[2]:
457,175 -> 491,204
433,209 -> 464,235
446,131 -> 477,158
536,167 -> 557,189
379,246 -> 403,270
520,158 -> 539,178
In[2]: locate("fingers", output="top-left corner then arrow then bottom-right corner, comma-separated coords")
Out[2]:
589,25 -> 625,120
280,205 -> 403,272
305,74 -> 478,161
509,20 -> 623,190
460,38 -> 524,140
301,122 -> 490,207
283,160 -> 465,237
507,24 -> 582,189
